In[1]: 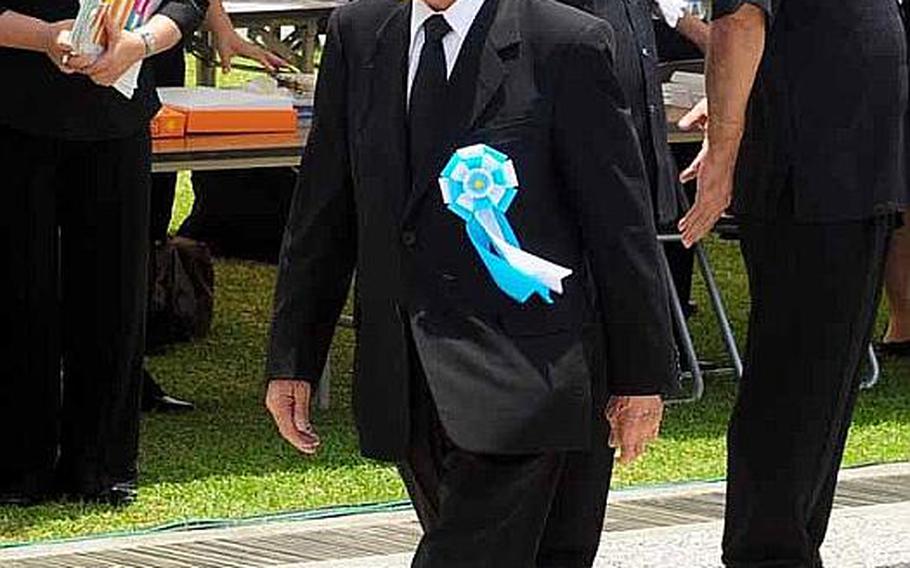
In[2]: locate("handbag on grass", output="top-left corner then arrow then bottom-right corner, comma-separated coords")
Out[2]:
147,236 -> 215,350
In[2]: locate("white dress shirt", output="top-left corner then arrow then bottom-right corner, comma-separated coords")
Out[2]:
407,0 -> 487,104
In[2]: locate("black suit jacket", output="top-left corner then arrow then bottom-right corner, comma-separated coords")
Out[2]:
266,0 -> 677,460
714,0 -> 909,222
561,0 -> 681,225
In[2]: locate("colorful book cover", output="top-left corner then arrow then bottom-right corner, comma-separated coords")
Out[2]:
70,0 -> 164,98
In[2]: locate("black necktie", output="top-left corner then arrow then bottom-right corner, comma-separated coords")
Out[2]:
409,14 -> 452,179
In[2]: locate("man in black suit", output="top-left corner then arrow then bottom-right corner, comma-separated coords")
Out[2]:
677,0 -> 907,565
263,0 -> 677,563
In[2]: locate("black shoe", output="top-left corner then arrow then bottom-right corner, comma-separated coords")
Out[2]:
84,482 -> 138,506
59,480 -> 138,507
142,369 -> 195,412
875,340 -> 910,357
0,491 -> 47,507
683,302 -> 699,319
0,475 -> 54,506
144,394 -> 195,413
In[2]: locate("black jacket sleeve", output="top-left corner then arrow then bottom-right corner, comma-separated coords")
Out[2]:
265,10 -> 356,384
553,21 -> 677,396
157,0 -> 209,38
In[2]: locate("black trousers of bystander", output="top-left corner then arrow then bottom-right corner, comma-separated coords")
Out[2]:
723,209 -> 895,567
0,123 -> 150,499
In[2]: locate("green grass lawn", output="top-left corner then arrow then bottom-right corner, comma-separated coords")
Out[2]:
1,61 -> 907,545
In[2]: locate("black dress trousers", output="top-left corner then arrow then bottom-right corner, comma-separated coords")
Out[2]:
723,212 -> 894,567
400,345 -> 615,568
0,124 -> 150,495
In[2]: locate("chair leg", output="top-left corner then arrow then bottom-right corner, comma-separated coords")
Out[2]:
860,344 -> 881,390
658,243 -> 704,401
693,242 -> 744,379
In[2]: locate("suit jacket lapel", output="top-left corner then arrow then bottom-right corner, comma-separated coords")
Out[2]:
469,0 -> 520,129
402,0 -> 522,222
364,2 -> 411,215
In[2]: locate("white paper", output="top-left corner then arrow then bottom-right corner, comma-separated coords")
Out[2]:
475,208 -> 573,294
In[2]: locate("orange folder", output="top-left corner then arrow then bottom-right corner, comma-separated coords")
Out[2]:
157,87 -> 297,135
150,106 -> 187,138
177,107 -> 298,135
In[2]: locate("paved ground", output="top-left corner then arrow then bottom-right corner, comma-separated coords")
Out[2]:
1,463 -> 907,568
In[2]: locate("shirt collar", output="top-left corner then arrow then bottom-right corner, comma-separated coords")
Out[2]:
410,0 -> 487,46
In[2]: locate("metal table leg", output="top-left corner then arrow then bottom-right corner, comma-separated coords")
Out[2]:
861,344 -> 881,390
195,31 -> 217,86
694,243 -> 744,379
658,236 -> 704,402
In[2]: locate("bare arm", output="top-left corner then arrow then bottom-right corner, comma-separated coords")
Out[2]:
204,0 -> 231,32
675,15 -> 710,54
677,3 -> 766,246
705,4 -> 765,167
0,10 -> 57,52
0,10 -> 81,73
204,0 -> 286,72
136,14 -> 184,55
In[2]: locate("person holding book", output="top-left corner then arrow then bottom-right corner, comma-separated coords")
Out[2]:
0,0 -> 209,506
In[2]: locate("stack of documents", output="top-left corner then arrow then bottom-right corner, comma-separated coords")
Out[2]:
662,71 -> 706,109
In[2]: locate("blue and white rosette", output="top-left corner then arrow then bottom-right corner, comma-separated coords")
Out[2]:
438,143 -> 573,304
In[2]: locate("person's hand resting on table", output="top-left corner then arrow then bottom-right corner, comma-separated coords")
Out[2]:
266,379 -> 321,456
213,27 -> 287,73
606,395 -> 664,464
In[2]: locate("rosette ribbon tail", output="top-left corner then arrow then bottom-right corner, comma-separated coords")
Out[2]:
439,144 -> 573,304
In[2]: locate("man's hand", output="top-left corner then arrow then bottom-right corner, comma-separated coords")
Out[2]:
265,379 -> 321,455
677,99 -> 740,248
678,2 -> 766,248
82,11 -> 146,86
606,395 -> 664,465
678,97 -> 708,136
213,29 -> 287,74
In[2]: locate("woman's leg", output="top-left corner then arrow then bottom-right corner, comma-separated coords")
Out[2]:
0,125 -> 63,502
56,131 -> 150,500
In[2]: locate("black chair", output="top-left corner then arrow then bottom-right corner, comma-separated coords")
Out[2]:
657,187 -> 743,403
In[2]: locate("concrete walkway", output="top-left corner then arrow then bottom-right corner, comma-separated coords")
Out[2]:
1,463 -> 908,568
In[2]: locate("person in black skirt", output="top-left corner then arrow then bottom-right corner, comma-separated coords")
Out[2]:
0,0 -> 208,506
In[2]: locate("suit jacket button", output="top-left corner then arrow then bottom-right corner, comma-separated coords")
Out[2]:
402,231 -> 417,247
